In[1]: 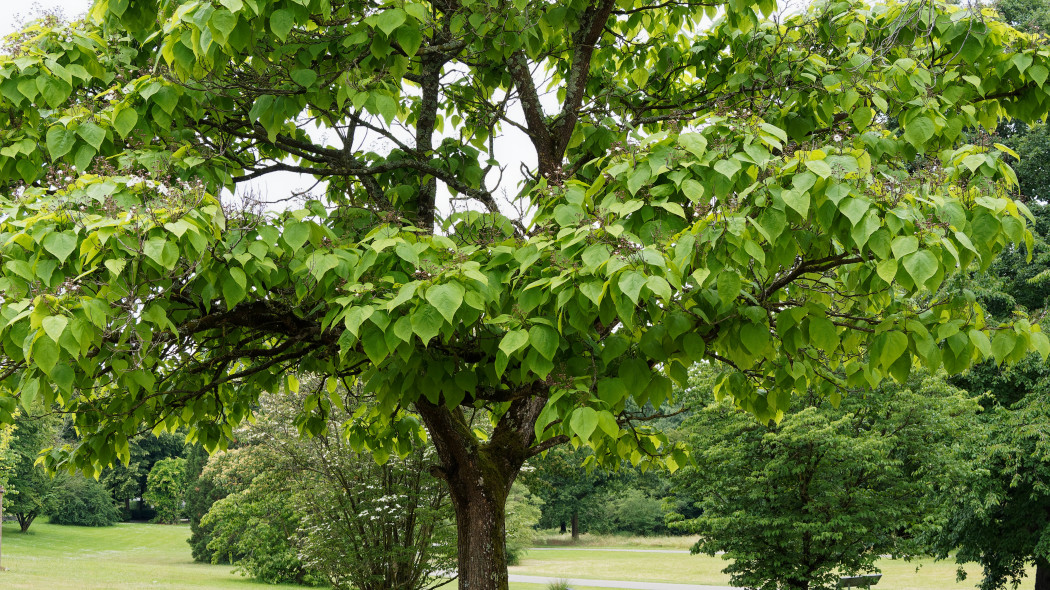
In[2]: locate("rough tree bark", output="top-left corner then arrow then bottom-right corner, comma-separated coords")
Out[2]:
415,393 -> 550,590
1036,557 -> 1050,590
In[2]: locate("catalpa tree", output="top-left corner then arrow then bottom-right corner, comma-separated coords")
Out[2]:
0,0 -> 1049,587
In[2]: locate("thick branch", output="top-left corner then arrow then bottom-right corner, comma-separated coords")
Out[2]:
552,0 -> 618,161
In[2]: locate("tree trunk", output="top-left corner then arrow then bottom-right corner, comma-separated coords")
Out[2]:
450,479 -> 511,590
16,511 -> 35,533
1036,557 -> 1050,590
414,395 -> 549,590
559,521 -> 566,534
571,510 -> 579,541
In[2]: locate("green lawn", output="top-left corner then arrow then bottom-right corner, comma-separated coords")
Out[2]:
0,522 -> 1030,590
0,521 -> 303,590
0,521 -> 612,590
511,547 -> 1011,590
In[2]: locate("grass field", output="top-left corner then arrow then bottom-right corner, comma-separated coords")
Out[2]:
0,521 -> 1031,590
0,520 -> 303,590
0,521 -> 612,590
515,537 -> 1029,590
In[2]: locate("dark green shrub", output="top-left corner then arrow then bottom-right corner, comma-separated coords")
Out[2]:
46,474 -> 121,526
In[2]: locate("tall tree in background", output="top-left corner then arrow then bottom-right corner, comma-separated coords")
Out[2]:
927,4 -> 1050,587
101,431 -> 185,518
673,373 -> 982,590
2,413 -> 60,533
521,445 -> 615,540
1,0 -> 1050,587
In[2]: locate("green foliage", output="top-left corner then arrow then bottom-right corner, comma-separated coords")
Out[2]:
0,0 -> 1043,477
183,443 -> 230,563
996,0 -> 1050,35
931,142 -> 1050,589
144,457 -> 186,524
202,468 -> 314,585
45,474 -> 121,527
505,481 -> 543,566
522,446 -> 618,538
672,372 -> 981,590
101,431 -> 186,521
591,488 -> 667,537
933,391 -> 1050,590
3,413 -> 61,532
524,444 -> 675,538
1,0 -> 1050,586
202,391 -> 457,590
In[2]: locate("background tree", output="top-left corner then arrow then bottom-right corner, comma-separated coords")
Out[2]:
100,431 -> 185,520
1,0 -> 1050,587
3,413 -> 60,533
143,456 -> 186,524
672,373 -> 982,590
503,481 -> 542,565
202,459 -> 314,585
521,446 -> 616,540
925,4 -> 1050,585
523,445 -> 676,539
183,442 -> 230,562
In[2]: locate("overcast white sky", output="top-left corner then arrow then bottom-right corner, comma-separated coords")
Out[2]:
0,0 -> 92,37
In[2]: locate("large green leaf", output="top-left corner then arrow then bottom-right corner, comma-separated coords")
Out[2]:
411,304 -> 443,344
903,116 -> 935,149
678,133 -> 708,158
569,407 -> 598,440
499,329 -> 530,357
46,126 -> 76,159
41,231 -> 77,263
290,68 -> 318,88
41,315 -> 69,343
740,322 -> 769,355
376,8 -> 407,35
76,122 -> 107,150
113,106 -> 138,138
902,251 -> 938,289
618,271 -> 647,304
283,221 -> 310,251
33,336 -> 60,376
270,9 -> 294,41
426,282 -> 465,324
529,324 -> 559,361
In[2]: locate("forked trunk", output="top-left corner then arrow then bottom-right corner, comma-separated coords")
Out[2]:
415,396 -> 549,590
16,511 -> 35,533
1036,557 -> 1050,590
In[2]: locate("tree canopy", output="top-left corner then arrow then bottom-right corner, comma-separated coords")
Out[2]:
1,0 -> 1049,587
673,371 -> 981,590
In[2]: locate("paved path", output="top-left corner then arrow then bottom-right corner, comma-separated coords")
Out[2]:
508,574 -> 738,590
526,548 -> 690,554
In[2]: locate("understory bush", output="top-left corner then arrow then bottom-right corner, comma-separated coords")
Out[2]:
202,467 -> 317,585
46,474 -> 121,526
194,390 -> 457,590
